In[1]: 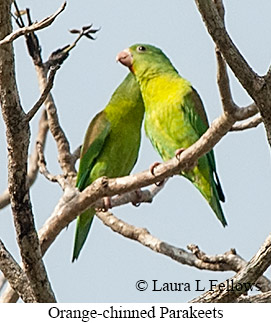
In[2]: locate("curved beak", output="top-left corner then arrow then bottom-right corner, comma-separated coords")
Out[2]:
116,48 -> 133,68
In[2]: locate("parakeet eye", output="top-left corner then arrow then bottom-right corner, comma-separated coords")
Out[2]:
137,46 -> 146,52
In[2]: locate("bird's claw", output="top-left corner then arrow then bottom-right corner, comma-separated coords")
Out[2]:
175,148 -> 186,161
149,161 -> 161,176
149,161 -> 164,187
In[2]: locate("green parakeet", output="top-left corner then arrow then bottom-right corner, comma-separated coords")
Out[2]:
72,72 -> 144,261
117,44 -> 226,226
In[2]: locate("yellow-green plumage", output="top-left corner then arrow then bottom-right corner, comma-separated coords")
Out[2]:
118,44 -> 226,226
72,73 -> 144,261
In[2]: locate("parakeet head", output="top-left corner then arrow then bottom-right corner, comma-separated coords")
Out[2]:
116,44 -> 177,80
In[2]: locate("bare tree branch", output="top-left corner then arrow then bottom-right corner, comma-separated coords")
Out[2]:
195,0 -> 259,94
0,2 -> 66,46
0,0 -> 55,303
0,240 -> 35,302
96,210 -> 233,269
27,109 -> 49,186
36,141 -> 61,184
195,0 -> 271,145
187,244 -> 271,293
0,109 -> 49,210
213,0 -> 225,20
231,115 -> 262,132
26,65 -> 60,122
216,48 -> 237,114
233,103 -> 258,121
17,13 -> 100,179
214,0 -> 237,117
34,65 -> 76,177
0,14 -> 102,302
98,180 -> 168,209
97,211 -> 271,297
44,24 -> 100,71
190,234 -> 271,302
213,1 -> 259,122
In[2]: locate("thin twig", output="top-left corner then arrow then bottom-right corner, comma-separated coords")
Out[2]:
216,49 -> 237,113
231,115 -> 262,131
213,0 -> 237,114
36,141 -> 58,183
0,2 -> 67,46
26,65 -> 60,122
36,140 -> 68,190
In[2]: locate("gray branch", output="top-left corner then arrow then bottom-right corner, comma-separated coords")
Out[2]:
190,234 -> 271,302
0,2 -> 66,46
231,115 -> 262,132
0,0 -> 55,302
0,240 -> 35,302
195,0 -> 271,145
0,109 -> 49,210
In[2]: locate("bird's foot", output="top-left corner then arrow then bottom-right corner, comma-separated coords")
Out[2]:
131,189 -> 143,207
149,161 -> 161,176
149,161 -> 164,187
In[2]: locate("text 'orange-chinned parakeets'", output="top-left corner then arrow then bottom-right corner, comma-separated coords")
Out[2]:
72,72 -> 145,261
117,44 -> 226,227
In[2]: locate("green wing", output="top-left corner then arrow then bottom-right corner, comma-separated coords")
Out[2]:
76,111 -> 111,191
183,89 -> 225,203
184,87 -> 209,135
72,111 -> 111,262
73,73 -> 144,261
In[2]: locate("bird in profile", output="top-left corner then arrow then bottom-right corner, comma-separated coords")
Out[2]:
117,44 -> 226,226
72,72 -> 145,261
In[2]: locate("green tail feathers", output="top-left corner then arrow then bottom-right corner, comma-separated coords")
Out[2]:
211,169 -> 227,227
72,208 -> 95,262
214,170 -> 225,203
210,182 -> 227,227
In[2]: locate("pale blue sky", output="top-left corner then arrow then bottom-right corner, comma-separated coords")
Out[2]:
0,0 -> 271,302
